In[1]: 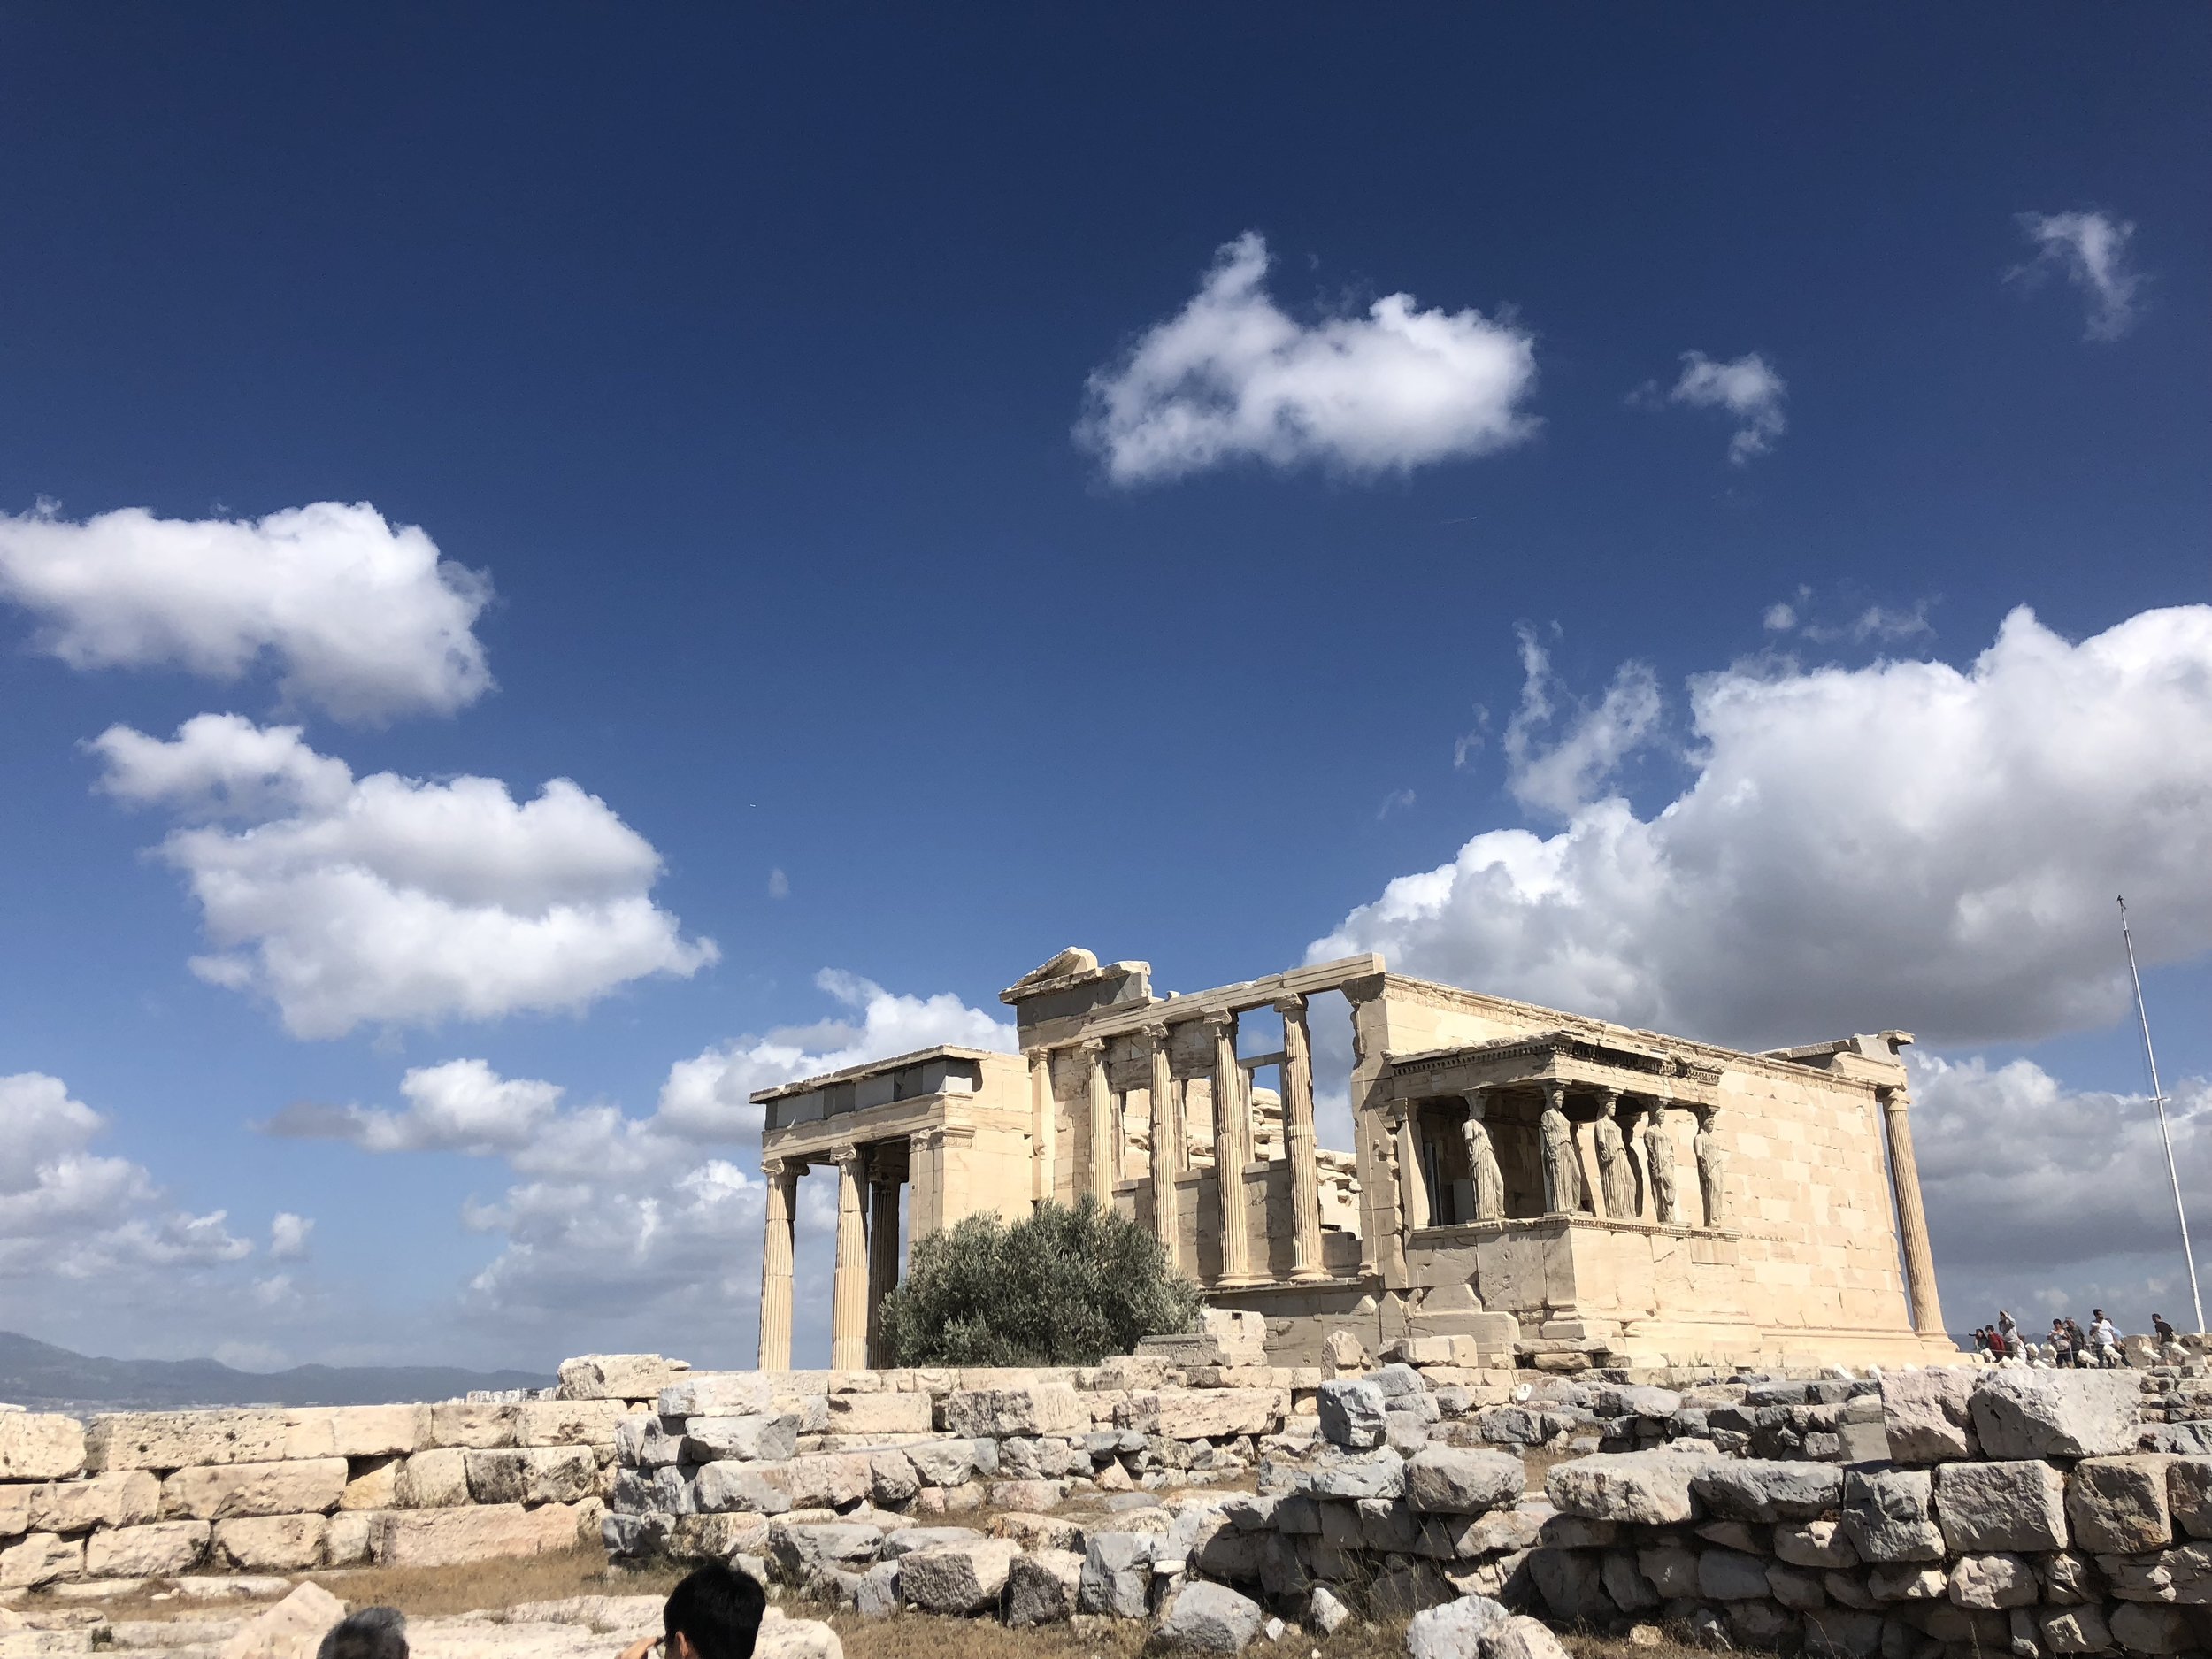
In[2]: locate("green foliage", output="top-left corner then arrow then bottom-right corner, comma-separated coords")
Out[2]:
877,1198 -> 1203,1367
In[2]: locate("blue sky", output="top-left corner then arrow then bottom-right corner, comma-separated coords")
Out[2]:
1,5 -> 2208,1371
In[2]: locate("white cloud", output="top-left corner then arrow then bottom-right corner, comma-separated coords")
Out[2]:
1660,351 -> 1787,465
0,1072 -> 257,1280
1078,232 -> 1538,484
265,974 -> 1014,1363
1312,604 -> 2212,1048
92,714 -> 717,1038
2009,211 -> 2144,342
0,502 -> 492,722
268,1212 -> 314,1262
1501,626 -> 1663,820
1763,603 -> 1798,632
1913,1051 -> 2212,1333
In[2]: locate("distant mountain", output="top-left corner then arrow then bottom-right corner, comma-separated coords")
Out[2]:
0,1330 -> 553,1413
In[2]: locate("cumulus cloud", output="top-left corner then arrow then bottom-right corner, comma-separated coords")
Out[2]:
270,973 -> 1014,1362
1656,351 -> 1787,464
92,714 -> 717,1038
1312,604 -> 2212,1048
0,502 -> 492,722
1913,1051 -> 2212,1333
1078,232 -> 1538,484
268,1213 -> 314,1262
2009,211 -> 2144,342
0,1072 -> 258,1279
1501,626 -> 1663,820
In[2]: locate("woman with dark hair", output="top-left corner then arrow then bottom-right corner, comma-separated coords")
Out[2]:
618,1564 -> 767,1659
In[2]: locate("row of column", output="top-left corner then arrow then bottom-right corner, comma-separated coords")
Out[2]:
1027,997 -> 1329,1288
757,1142 -> 909,1373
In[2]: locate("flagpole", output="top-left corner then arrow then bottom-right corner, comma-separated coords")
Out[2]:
2122,895 -> 2205,1336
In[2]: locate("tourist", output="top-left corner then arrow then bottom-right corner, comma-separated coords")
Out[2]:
1971,1326 -> 1991,1356
2155,1312 -> 2179,1346
2066,1317 -> 2090,1366
2090,1309 -> 2121,1367
2049,1318 -> 2073,1367
319,1609 -> 407,1659
618,1563 -> 767,1659
1997,1310 -> 2020,1357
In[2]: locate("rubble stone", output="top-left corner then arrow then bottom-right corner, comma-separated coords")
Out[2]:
1879,1370 -> 1978,1464
1934,1461 -> 2069,1554
1970,1371 -> 2139,1461
1405,1448 -> 1525,1514
2066,1455 -> 2174,1555
896,1537 -> 1018,1615
1156,1579 -> 1264,1652
1003,1547 -> 1085,1625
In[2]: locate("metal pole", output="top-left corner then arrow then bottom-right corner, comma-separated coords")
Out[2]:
2122,896 -> 2205,1335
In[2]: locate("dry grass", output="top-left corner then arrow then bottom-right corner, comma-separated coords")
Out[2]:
823,1609 -> 1414,1659
303,1549 -> 689,1619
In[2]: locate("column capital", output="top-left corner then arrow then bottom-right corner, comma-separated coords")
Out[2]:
1598,1085 -> 1621,1112
1202,1010 -> 1237,1036
1878,1085 -> 1909,1115
1460,1088 -> 1487,1117
1079,1036 -> 1108,1059
761,1155 -> 790,1178
1271,994 -> 1308,1018
828,1144 -> 863,1167
1540,1078 -> 1567,1110
1139,1021 -> 1171,1047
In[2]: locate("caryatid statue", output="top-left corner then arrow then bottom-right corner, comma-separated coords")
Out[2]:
1538,1082 -> 1580,1215
1460,1098 -> 1506,1223
1693,1104 -> 1726,1225
1642,1103 -> 1681,1225
1593,1089 -> 1637,1220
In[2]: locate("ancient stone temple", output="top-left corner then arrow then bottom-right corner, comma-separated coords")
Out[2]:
755,948 -> 1956,1370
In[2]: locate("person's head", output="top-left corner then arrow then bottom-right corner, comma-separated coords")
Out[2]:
317,1608 -> 407,1659
664,1563 -> 766,1659
2094,1308 -> 2106,1319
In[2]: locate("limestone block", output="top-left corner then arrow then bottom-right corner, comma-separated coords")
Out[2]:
465,1447 -> 597,1506
2038,1549 -> 2103,1605
0,1416 -> 87,1481
557,1354 -> 687,1401
1405,1448 -> 1525,1514
1866,1563 -> 1946,1601
395,1448 -> 469,1509
1140,1388 -> 1278,1440
1701,1548 -> 1773,1600
1316,1380 -> 1386,1450
1801,1608 -> 1884,1659
1879,1370 -> 1977,1465
941,1385 -> 1083,1439
1842,1468 -> 1945,1564
2108,1602 -> 2194,1655
767,1519 -> 882,1583
81,1518 -> 206,1578
86,1410 -> 327,1472
670,1512 -> 770,1563
819,1394 -> 931,1438
1934,1460 -> 2069,1554
896,1537 -> 1018,1615
683,1416 -> 798,1463
2166,1458 -> 2212,1540
326,1405 -> 429,1458
901,1439 -> 984,1488
879,1524 -> 980,1558
325,1511 -> 375,1567
755,1609 -> 842,1659
693,1463 -> 791,1516
211,1515 -> 327,1571
1003,1547 -> 1084,1626
994,1511 -> 1086,1552
0,1532 -> 80,1586
368,1502 -> 580,1566
1487,1615 -> 1571,1659
1776,1519 -> 1860,1570
660,1373 -> 774,1418
2036,1605 -> 2113,1655
1970,1370 -> 2139,1461
1948,1553 -> 2038,1609
427,1402 -> 518,1450
989,1478 -> 1066,1511
1600,1550 -> 1662,1613
1079,1530 -> 1156,1617
160,1458 -> 349,1520
1438,1507 -> 1541,1558
1693,1460 -> 1846,1523
28,1470 -> 159,1532
340,1455 -> 401,1511
779,1454 -> 874,1510
510,1399 -> 630,1448
2068,1455 -> 2175,1555
216,1581 -> 346,1659
1294,1447 -> 1405,1501
1547,1449 -> 1711,1525
1637,1544 -> 1700,1599
2096,1541 -> 2212,1602
1766,1563 -> 1827,1610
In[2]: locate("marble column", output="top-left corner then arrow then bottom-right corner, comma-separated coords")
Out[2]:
1208,1012 -> 1258,1286
1880,1087 -> 1948,1337
1082,1038 -> 1114,1207
1145,1023 -> 1182,1260
1277,995 -> 1328,1281
1394,1105 -> 1432,1233
829,1147 -> 869,1371
865,1152 -> 902,1367
1028,1049 -> 1056,1208
757,1156 -> 797,1371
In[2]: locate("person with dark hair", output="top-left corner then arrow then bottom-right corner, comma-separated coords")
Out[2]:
318,1608 -> 407,1659
618,1563 -> 766,1659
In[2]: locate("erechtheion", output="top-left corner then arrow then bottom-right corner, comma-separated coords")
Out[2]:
754,949 -> 1956,1371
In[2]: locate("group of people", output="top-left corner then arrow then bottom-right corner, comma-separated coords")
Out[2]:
315,1563 -> 766,1659
1970,1307 -> 2181,1367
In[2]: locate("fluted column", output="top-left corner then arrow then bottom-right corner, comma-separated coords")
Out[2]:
1209,1012 -> 1257,1286
1277,995 -> 1327,1281
757,1156 -> 797,1371
1029,1049 -> 1056,1209
1145,1023 -> 1182,1259
865,1152 -> 902,1366
1880,1087 -> 1947,1337
1081,1039 -> 1114,1206
1394,1104 -> 1432,1233
829,1147 -> 869,1371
